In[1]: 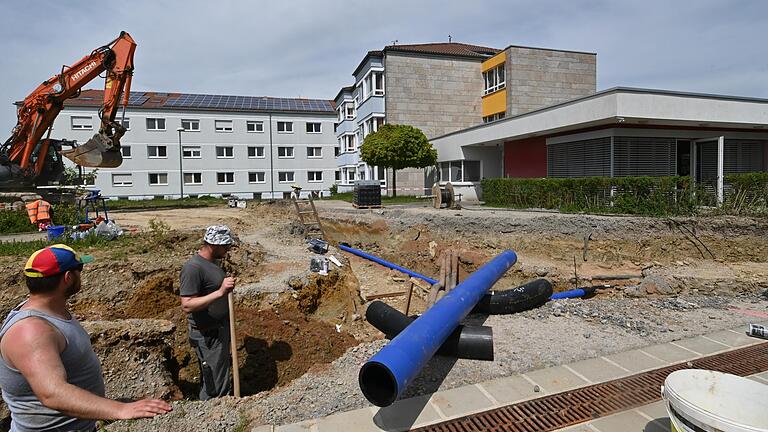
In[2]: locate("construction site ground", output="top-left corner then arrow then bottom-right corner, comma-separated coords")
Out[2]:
0,199 -> 766,431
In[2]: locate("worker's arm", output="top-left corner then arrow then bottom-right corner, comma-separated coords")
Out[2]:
180,276 -> 235,313
1,317 -> 172,420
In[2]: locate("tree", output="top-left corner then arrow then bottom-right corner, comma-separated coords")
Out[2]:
360,124 -> 437,197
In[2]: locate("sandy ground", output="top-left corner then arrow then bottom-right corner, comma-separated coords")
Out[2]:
0,200 -> 766,431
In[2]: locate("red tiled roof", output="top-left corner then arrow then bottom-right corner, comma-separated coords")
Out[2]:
384,42 -> 500,58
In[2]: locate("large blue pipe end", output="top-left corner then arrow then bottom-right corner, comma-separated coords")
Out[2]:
359,250 -> 517,407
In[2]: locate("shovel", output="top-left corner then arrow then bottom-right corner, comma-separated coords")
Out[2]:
60,132 -> 123,168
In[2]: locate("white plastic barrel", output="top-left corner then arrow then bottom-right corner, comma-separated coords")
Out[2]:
661,369 -> 768,432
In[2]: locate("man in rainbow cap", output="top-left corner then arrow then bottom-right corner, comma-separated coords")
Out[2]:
0,244 -> 172,431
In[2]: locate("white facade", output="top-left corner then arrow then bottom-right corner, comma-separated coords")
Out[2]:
55,100 -> 338,199
334,54 -> 387,192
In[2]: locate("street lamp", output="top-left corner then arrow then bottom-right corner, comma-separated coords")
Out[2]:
177,127 -> 185,199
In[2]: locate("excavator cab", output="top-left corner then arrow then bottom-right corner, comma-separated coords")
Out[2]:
60,132 -> 123,168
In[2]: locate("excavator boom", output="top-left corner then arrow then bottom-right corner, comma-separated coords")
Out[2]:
1,31 -> 136,189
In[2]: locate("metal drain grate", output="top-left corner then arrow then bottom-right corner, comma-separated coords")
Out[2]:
416,341 -> 768,432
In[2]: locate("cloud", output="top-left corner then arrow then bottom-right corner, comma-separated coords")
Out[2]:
1,0 -> 766,134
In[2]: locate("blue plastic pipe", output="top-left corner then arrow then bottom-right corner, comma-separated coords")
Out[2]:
359,250 -> 517,407
550,286 -> 597,300
338,243 -> 438,285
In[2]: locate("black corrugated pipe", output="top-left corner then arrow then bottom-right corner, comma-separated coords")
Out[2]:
365,301 -> 494,361
472,278 -> 553,314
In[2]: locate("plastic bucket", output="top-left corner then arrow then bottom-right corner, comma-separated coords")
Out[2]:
662,369 -> 768,432
47,225 -> 65,241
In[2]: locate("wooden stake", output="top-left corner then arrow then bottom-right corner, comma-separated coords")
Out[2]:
404,281 -> 414,316
228,292 -> 240,397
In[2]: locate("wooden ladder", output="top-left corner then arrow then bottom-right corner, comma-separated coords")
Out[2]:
291,192 -> 326,240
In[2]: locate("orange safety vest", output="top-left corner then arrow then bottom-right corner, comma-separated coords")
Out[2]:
25,200 -> 51,224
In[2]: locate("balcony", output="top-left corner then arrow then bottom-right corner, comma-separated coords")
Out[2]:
336,151 -> 360,167
335,118 -> 357,137
356,95 -> 384,123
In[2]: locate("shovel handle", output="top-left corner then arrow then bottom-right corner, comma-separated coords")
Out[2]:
228,292 -> 240,397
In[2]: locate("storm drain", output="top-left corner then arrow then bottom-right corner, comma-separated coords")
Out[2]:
416,342 -> 768,432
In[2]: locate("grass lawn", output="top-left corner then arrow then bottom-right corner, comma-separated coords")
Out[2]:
107,196 -> 226,210
325,192 -> 425,204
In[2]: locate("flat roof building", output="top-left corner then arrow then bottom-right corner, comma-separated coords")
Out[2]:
431,87 -> 768,202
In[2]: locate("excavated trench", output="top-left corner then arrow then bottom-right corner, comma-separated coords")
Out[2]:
0,207 -> 766,429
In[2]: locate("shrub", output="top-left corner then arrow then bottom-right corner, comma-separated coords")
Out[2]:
481,176 -> 718,216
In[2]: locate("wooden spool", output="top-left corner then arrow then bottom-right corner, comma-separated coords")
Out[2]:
431,182 -> 455,209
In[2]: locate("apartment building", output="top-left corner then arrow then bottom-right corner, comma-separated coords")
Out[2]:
335,42 -> 597,195
57,90 -> 338,199
334,42 -> 500,193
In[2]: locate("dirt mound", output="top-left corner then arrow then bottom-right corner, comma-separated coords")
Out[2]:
292,268 -> 362,320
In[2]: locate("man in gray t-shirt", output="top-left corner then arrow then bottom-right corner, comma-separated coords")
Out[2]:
179,225 -> 236,400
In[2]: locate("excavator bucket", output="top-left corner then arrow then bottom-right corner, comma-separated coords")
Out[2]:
60,133 -> 123,168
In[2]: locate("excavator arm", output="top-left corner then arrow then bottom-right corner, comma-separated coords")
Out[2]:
1,31 -> 136,187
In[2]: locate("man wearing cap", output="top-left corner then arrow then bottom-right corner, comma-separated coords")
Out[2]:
0,244 -> 172,431
179,225 -> 236,400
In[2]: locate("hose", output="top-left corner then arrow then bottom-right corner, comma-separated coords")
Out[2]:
472,278 -> 553,314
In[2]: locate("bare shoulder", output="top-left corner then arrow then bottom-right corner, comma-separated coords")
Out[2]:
1,316 -> 65,356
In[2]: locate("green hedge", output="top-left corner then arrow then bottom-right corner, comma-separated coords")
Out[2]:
481,176 -> 718,216
723,172 -> 768,214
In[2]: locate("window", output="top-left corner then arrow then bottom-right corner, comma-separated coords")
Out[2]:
343,135 -> 356,152
345,103 -> 355,120
148,173 -> 168,186
277,121 -> 293,133
278,171 -> 294,183
215,120 -> 233,132
120,146 -> 132,158
217,172 -> 234,184
216,146 -> 234,158
308,171 -> 323,182
335,170 -> 341,181
119,118 -> 130,130
71,116 -> 93,130
307,147 -> 322,158
365,117 -> 384,136
182,146 -> 201,158
248,172 -> 265,183
146,118 -> 166,131
334,146 -> 340,157
483,64 -> 505,95
483,112 -> 506,123
306,122 -> 321,133
112,173 -> 132,187
277,146 -> 294,158
184,172 -> 202,185
246,121 -> 264,133
147,146 -> 167,158
364,71 -> 384,98
247,146 -> 265,158
438,160 -> 482,182
181,119 -> 200,131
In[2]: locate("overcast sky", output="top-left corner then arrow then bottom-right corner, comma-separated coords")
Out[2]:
1,0 -> 766,133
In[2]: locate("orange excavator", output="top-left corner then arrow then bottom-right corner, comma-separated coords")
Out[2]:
0,31 -> 136,190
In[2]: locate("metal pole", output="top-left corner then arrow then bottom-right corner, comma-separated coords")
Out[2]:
177,128 -> 184,199
268,113 -> 274,200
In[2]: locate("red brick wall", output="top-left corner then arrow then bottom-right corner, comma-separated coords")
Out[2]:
504,137 -> 547,178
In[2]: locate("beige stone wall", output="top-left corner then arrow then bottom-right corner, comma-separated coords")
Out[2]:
384,53 -> 484,140
505,47 -> 597,116
383,53 -> 484,195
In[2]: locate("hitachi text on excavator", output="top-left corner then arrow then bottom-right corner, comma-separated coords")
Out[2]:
0,31 -> 136,191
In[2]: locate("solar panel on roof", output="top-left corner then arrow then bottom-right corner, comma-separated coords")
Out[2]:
162,93 -> 331,112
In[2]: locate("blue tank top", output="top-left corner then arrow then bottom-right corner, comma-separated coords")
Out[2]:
0,303 -> 105,432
